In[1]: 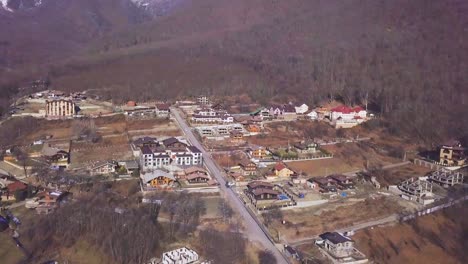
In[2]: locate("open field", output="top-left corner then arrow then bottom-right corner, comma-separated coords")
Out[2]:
353,202 -> 468,264
0,233 -> 24,264
374,164 -> 434,186
287,158 -> 361,177
269,196 -> 405,241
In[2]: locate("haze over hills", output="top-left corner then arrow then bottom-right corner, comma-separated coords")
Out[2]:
0,0 -> 467,143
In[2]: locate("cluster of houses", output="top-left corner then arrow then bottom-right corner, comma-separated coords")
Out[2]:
307,175 -> 355,193
25,190 -> 70,215
131,136 -> 216,191
0,175 -> 28,202
248,103 -> 368,128
121,101 -> 171,118
140,166 -> 216,190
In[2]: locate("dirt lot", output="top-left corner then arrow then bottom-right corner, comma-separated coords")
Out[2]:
287,158 -> 361,177
353,202 -> 468,264
212,151 -> 248,168
269,196 -> 404,241
373,164 -> 433,186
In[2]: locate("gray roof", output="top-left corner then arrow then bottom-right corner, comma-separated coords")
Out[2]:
187,146 -> 202,153
319,232 -> 352,244
141,146 -> 153,155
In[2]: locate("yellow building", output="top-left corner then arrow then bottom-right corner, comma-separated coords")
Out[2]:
141,170 -> 175,188
273,162 -> 295,178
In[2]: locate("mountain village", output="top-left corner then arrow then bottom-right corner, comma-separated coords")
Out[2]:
1,89 -> 467,264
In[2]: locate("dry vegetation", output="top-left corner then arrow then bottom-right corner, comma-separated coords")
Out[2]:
270,197 -> 404,241
354,202 -> 468,264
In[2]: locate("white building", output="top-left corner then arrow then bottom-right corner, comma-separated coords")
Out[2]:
330,106 -> 367,121
139,145 -> 203,171
191,108 -> 233,123
45,99 -> 76,118
295,103 -> 309,114
162,247 -> 199,264
306,110 -> 318,120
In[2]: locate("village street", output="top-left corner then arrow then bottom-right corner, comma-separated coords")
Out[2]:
171,108 -> 290,264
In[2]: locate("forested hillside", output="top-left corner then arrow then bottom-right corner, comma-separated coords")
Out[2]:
1,0 -> 467,143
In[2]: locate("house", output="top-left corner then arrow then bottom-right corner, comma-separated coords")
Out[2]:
162,247 -> 200,264
295,103 -> 309,115
317,232 -> 355,258
313,177 -> 337,193
163,137 -> 188,150
239,160 -> 257,176
90,161 -> 117,176
306,110 -> 318,120
439,140 -> 466,166
273,162 -> 295,178
269,105 -> 298,121
141,170 -> 176,188
330,106 -> 367,121
249,146 -> 268,159
230,130 -> 244,141
247,181 -> 274,190
329,174 -> 355,189
229,172 -> 245,182
184,166 -> 211,184
250,107 -> 271,120
250,188 -> 279,200
186,173 -> 211,184
41,144 -> 69,168
294,140 -> 318,154
246,181 -> 279,200
155,103 -> 170,117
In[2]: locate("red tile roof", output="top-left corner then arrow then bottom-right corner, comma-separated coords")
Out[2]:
7,181 -> 27,193
274,162 -> 287,171
331,106 -> 364,114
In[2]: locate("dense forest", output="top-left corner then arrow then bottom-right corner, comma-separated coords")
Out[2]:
0,0 -> 467,144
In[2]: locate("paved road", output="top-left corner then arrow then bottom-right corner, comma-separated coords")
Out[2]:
171,108 -> 289,264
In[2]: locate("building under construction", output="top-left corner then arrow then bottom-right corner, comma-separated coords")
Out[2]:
428,170 -> 464,187
398,177 -> 435,205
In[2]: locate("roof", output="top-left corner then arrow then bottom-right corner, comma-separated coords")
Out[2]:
274,162 -> 287,171
155,103 -> 170,110
122,160 -> 139,170
187,146 -> 202,153
247,181 -> 273,190
319,232 -> 353,244
163,137 -> 182,147
41,144 -> 65,157
141,170 -> 175,183
184,166 -> 207,175
329,174 -> 350,183
186,173 -> 210,181
7,181 -> 27,193
92,161 -> 116,169
313,177 -> 334,185
133,136 -> 158,145
239,160 -> 256,168
140,146 -> 153,155
331,105 -> 365,114
252,188 -> 279,196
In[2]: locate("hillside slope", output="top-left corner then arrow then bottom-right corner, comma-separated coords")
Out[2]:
354,202 -> 468,264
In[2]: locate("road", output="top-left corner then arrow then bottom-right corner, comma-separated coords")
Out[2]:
171,108 -> 289,264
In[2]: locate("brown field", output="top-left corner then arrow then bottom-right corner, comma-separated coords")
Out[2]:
374,164 -> 433,186
287,158 -> 361,177
353,202 -> 468,264
270,196 -> 404,242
